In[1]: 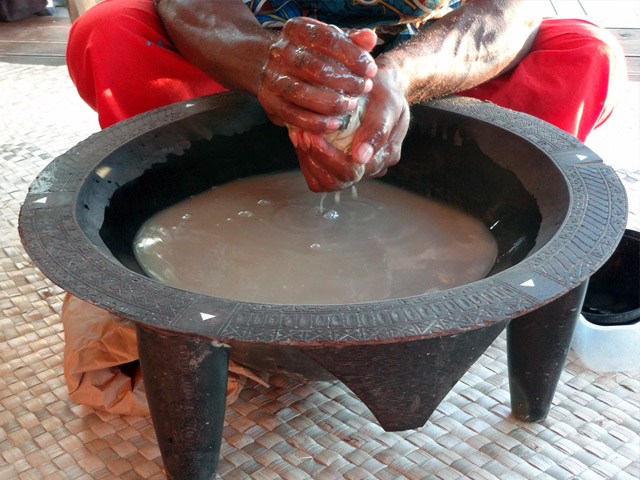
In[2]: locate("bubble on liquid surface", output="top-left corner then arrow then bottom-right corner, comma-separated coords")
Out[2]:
238,210 -> 254,218
310,243 -> 321,250
323,209 -> 339,220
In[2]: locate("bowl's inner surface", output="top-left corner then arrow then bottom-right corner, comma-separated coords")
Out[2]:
75,103 -> 553,304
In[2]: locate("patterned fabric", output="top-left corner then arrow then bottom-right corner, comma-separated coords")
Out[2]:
244,0 -> 466,49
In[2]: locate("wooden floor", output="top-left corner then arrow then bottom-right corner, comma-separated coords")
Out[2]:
0,8 -> 69,66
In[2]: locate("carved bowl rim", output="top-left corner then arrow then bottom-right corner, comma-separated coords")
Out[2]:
19,93 -> 628,345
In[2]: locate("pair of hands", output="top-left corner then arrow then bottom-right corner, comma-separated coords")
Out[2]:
257,18 -> 410,192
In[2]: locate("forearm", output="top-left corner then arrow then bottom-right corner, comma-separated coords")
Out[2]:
154,0 -> 278,95
379,0 -> 541,103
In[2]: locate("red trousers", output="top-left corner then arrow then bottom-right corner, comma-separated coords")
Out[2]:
67,0 -> 627,142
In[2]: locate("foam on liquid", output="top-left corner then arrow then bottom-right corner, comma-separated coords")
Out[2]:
133,171 -> 497,304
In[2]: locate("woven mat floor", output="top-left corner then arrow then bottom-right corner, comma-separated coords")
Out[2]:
0,63 -> 638,480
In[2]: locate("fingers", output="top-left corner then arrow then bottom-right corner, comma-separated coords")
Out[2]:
346,28 -> 379,54
259,86 -> 343,132
288,62 -> 411,190
352,112 -> 395,165
260,60 -> 361,114
293,112 -> 406,192
363,110 -> 407,178
308,133 -> 365,183
267,74 -> 359,115
295,131 -> 365,192
299,160 -> 323,192
282,18 -> 377,79
259,19 -> 377,133
351,98 -> 397,165
351,69 -> 410,166
267,39 -> 373,96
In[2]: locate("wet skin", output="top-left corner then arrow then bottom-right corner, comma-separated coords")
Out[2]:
261,19 -> 406,191
155,0 -> 540,191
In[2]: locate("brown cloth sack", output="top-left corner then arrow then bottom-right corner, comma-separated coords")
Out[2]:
61,293 -> 268,415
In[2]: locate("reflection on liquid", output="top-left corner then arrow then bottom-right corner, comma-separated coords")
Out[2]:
134,171 -> 498,305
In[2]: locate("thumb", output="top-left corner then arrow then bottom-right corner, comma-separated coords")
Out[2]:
347,28 -> 378,53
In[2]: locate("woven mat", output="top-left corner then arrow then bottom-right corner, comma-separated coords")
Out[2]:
1,63 -> 638,480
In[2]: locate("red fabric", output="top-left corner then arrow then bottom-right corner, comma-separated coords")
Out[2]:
66,0 -> 227,129
67,0 -> 626,140
458,17 -> 627,142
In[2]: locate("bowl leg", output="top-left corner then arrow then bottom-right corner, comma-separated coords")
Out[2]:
507,281 -> 587,421
306,322 -> 506,431
136,324 -> 229,480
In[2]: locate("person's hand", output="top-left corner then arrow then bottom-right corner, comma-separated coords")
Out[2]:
292,63 -> 411,192
289,130 -> 363,192
257,17 -> 378,134
290,127 -> 396,192
349,63 -> 410,175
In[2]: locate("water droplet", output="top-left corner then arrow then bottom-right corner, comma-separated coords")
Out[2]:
181,214 -> 191,220
237,210 -> 254,217
257,199 -> 271,206
310,243 -> 321,250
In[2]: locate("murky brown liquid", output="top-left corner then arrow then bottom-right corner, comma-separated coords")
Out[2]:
133,171 -> 497,304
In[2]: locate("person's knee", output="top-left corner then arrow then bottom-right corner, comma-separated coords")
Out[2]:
582,21 -> 625,81
68,0 -> 160,55
545,19 -> 626,99
538,18 -> 625,78
67,0 -> 165,108
540,18 -> 627,135
573,21 -> 627,128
